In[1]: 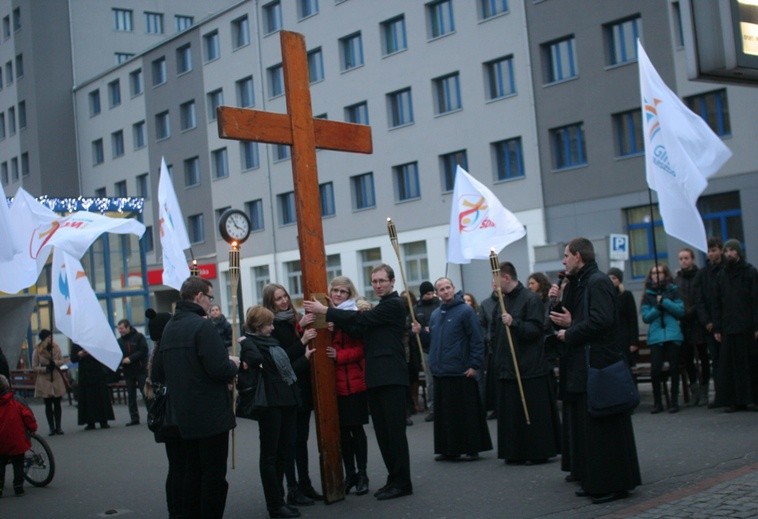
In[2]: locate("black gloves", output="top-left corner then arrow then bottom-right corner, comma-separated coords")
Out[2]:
46,363 -> 55,373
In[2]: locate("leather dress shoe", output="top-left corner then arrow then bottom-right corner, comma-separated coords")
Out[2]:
268,504 -> 301,518
591,491 -> 629,504
375,486 -> 413,501
435,454 -> 459,461
425,412 -> 434,422
300,484 -> 324,500
126,421 -> 140,426
100,423 -> 110,429
575,490 -> 590,497
84,424 -> 96,430
373,482 -> 391,497
462,453 -> 480,462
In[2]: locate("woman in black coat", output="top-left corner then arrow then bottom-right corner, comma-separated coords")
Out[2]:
241,305 -> 316,519
70,343 -> 114,430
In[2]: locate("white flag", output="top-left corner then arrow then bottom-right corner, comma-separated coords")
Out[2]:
0,188 -> 145,294
447,166 -> 526,264
157,157 -> 190,289
51,248 -> 122,371
638,41 -> 732,252
0,183 -> 21,261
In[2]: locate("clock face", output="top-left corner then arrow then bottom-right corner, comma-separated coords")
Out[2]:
219,209 -> 251,244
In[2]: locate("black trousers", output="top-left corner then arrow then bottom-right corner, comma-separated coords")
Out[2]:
182,432 -> 230,519
285,405 -> 312,489
259,406 -> 297,510
651,342 -> 681,406
43,396 -> 62,432
164,439 -> 188,518
367,385 -> 411,490
0,453 -> 25,490
124,371 -> 147,423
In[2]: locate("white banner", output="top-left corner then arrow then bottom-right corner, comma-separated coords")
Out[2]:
157,157 -> 190,289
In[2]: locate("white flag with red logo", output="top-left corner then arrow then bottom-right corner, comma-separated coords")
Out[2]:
51,248 -> 122,371
447,166 -> 526,264
638,41 -> 732,252
157,157 -> 191,290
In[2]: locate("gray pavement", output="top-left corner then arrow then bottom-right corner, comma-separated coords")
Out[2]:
1,385 -> 756,518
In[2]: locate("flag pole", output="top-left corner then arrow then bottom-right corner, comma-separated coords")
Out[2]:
647,188 -> 665,329
387,218 -> 427,375
489,249 -> 530,425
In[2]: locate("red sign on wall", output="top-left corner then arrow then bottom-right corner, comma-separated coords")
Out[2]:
146,263 -> 218,286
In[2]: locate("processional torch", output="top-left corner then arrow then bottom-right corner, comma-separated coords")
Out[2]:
387,218 -> 427,374
489,249 -> 530,425
228,241 -> 241,468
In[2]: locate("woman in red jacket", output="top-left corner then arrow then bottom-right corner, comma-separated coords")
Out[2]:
0,374 -> 38,497
326,276 -> 370,496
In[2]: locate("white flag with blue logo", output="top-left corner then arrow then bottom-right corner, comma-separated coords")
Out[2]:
638,41 -> 732,252
157,157 -> 191,290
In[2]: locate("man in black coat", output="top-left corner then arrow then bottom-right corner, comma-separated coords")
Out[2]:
414,280 -> 439,421
304,264 -> 412,501
712,239 -> 758,411
117,319 -> 149,426
694,236 -> 724,406
549,237 -> 640,505
154,277 -> 240,519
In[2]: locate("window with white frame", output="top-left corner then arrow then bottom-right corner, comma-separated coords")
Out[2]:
115,53 -> 134,64
326,254 -> 341,281
394,162 -> 421,201
359,248 -> 381,300
278,191 -> 296,225
340,32 -> 363,71
402,241 -> 429,296
381,15 -> 407,55
245,199 -> 264,231
152,57 -> 166,86
543,36 -> 578,83
307,48 -> 324,83
298,0 -> 319,19
207,88 -> 223,120
345,101 -> 369,124
130,68 -> 143,96
175,15 -> 193,32
204,30 -> 220,62
485,55 -> 515,100
145,12 -> 164,34
212,148 -> 229,179
241,142 -> 260,170
188,213 -> 204,244
263,1 -> 282,34
427,0 -> 455,39
236,76 -> 254,108
440,149 -> 467,192
114,9 -> 133,31
605,16 -> 641,66
268,64 -> 284,97
180,100 -> 196,131
155,111 -> 170,140
286,260 -> 303,300
387,88 -> 413,127
252,265 -> 270,302
111,130 -> 124,158
433,72 -> 461,114
351,172 -> 375,210
232,15 -> 250,49
320,182 -> 335,216
480,0 -> 508,19
133,120 -> 146,149
89,90 -> 101,117
493,137 -> 524,180
108,79 -> 121,108
177,44 -> 192,74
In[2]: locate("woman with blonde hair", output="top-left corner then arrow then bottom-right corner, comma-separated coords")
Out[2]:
32,330 -> 66,435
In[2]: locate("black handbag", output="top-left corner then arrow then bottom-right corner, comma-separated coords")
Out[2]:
585,346 -> 640,417
236,363 -> 267,420
147,384 -> 168,432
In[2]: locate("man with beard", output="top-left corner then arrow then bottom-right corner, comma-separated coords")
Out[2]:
675,248 -> 709,406
712,239 -> 758,411
694,237 -> 724,407
549,237 -> 640,504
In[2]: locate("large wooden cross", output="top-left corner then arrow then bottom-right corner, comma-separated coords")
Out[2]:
217,30 -> 372,503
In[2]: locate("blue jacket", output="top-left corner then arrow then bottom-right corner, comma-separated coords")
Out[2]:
428,292 -> 485,377
641,284 -> 685,345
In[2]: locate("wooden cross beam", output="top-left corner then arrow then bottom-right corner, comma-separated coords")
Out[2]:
217,30 -> 372,504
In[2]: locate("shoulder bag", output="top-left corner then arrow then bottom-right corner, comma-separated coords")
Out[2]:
236,358 -> 268,420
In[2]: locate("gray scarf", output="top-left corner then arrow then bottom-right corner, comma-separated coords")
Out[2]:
255,334 -> 297,385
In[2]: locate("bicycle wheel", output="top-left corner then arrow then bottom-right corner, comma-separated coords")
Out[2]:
23,433 -> 55,487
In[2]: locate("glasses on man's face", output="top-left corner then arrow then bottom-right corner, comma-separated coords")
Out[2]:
205,293 -> 215,302
331,288 -> 350,296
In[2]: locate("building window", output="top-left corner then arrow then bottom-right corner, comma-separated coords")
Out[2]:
543,36 -> 578,83
111,130 -> 125,158
252,265 -> 271,301
180,100 -> 196,131
612,109 -> 644,157
245,199 -> 265,231
278,191 -> 296,225
274,144 -> 290,161
10,158 -> 18,181
114,9 -> 133,31
20,152 -> 28,176
177,44 -> 192,74
18,101 -> 26,128
143,225 -> 154,253
351,172 -> 375,210
108,79 -> 121,108
15,54 -> 23,78
268,64 -> 284,97
232,15 -> 250,49
115,53 -> 134,64
387,88 -> 413,128
345,101 -> 369,125
236,76 -> 255,108
298,0 -> 319,19
215,207 -> 232,233
92,139 -> 104,165
207,88 -> 224,121
130,68 -> 143,96
0,67 -> 3,89
684,89 -> 731,137
188,214 -> 204,244
137,173 -> 149,199
550,122 -> 586,170
175,15 -> 193,32
285,260 -> 303,299
480,0 -> 508,19
626,204 -> 666,279
340,32 -> 363,71
402,241 -> 429,295
5,62 -> 12,85
89,90 -> 101,117
95,187 -> 106,197
672,2 -> 684,47
156,111 -> 170,140
263,1 -> 282,34
0,113 -> 4,140
204,31 -> 220,62
1,163 -> 6,185
184,157 -> 200,187
440,150 -> 467,192
152,57 -> 166,86
114,180 -> 127,197
427,0 -> 455,39
12,7 -> 20,31
7,107 -> 14,135
433,72 -> 462,114
145,12 -> 164,34
698,191 -> 743,244
212,148 -> 229,179
241,142 -> 259,170
605,16 -> 641,66
493,137 -> 524,180
359,248 -> 381,300
320,182 -> 335,217
485,55 -> 515,100
394,162 -> 421,201
2,16 -> 8,40
381,15 -> 407,55
133,120 -> 146,149
307,48 -> 324,83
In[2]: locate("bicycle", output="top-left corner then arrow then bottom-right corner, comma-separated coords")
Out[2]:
23,432 -> 55,487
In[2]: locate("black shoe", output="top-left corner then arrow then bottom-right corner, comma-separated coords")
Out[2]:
100,423 -> 110,429
565,474 -> 580,483
575,490 -> 590,497
462,453 -> 480,462
126,421 -> 140,426
84,424 -> 96,430
591,491 -> 629,504
286,488 -> 313,507
373,482 -> 391,497
406,417 -> 413,426
354,471 -> 369,496
435,454 -> 460,461
376,486 -> 412,501
49,429 -> 57,436
425,412 -> 434,422
55,429 -> 64,435
344,472 -> 358,494
486,411 -> 497,420
14,486 -> 25,497
299,484 -> 323,501
269,504 -> 301,518
650,405 -> 663,414
669,404 -> 680,414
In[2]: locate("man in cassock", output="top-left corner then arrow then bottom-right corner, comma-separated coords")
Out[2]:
549,237 -> 641,505
420,277 -> 491,461
493,262 -> 560,465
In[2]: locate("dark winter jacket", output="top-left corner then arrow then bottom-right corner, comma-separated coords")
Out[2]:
428,292 -> 484,377
641,283 -> 685,345
117,328 -> 148,376
240,333 -> 300,408
491,282 -> 546,380
332,327 -> 367,396
414,297 -> 440,353
694,260 -> 722,328
327,291 -> 408,389
615,288 -> 639,365
272,315 -> 313,408
154,301 -> 238,440
479,292 -> 500,354
713,258 -> 758,335
675,266 -> 706,343
211,315 -> 233,349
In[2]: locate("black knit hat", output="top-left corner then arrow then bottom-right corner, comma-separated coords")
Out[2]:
723,239 -> 742,258
38,329 -> 52,342
145,309 -> 172,342
419,281 -> 435,296
607,267 -> 624,283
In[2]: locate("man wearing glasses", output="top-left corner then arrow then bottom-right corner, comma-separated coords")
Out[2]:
154,276 -> 240,518
304,264 -> 413,501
